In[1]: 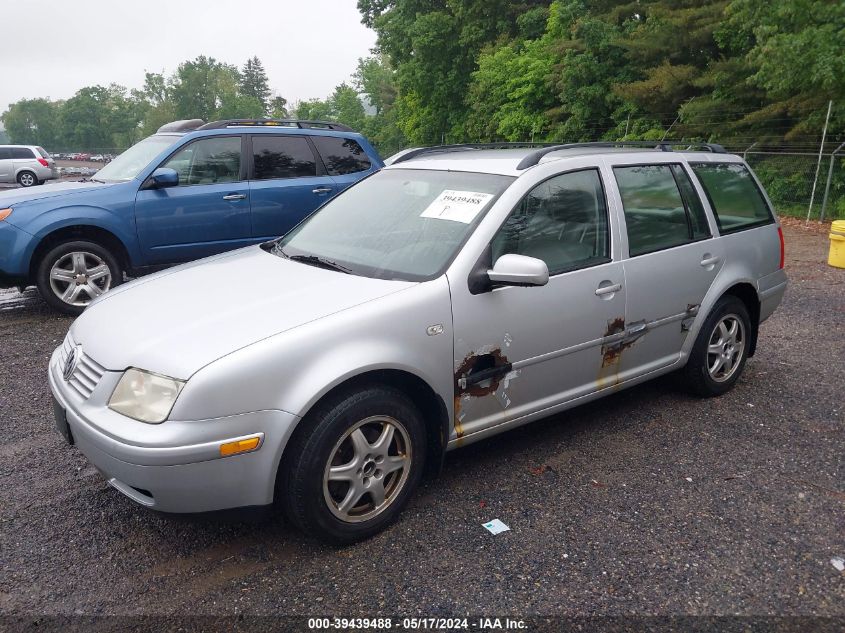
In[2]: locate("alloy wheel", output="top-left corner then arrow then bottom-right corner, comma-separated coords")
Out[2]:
49,251 -> 112,307
707,314 -> 745,382
322,415 -> 412,523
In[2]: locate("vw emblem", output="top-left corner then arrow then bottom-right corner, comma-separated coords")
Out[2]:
63,345 -> 81,381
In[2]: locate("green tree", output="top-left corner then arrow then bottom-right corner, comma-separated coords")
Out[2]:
269,95 -> 289,119
169,56 -> 241,121
240,56 -> 272,114
1,98 -> 61,148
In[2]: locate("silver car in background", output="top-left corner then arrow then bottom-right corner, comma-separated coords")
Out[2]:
0,145 -> 58,186
48,142 -> 787,543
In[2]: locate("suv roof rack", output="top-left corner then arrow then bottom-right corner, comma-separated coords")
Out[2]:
389,140 -> 727,169
515,141 -> 727,169
157,119 -> 206,133
390,142 -> 559,165
197,119 -> 354,132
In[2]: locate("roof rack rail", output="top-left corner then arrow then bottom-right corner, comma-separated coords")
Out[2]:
157,119 -> 206,133
516,141 -> 727,170
390,142 -> 559,165
197,119 -> 354,132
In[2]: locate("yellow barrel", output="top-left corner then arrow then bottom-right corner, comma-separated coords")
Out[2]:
830,220 -> 845,269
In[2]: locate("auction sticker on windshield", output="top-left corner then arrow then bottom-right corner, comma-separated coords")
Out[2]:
420,190 -> 494,224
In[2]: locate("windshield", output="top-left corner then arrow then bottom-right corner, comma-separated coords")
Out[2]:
275,169 -> 514,281
94,134 -> 181,182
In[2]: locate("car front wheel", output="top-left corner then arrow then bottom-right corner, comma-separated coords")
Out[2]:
280,385 -> 427,544
35,240 -> 123,315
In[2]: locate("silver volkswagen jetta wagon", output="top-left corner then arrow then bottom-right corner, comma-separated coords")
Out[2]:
49,142 -> 787,543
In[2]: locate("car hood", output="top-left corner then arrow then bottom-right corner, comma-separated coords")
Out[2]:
71,246 -> 415,379
0,180 -> 117,208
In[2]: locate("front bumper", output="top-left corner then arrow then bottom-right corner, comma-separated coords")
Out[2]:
48,345 -> 300,513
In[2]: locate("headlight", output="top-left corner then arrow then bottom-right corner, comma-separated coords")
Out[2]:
108,368 -> 185,423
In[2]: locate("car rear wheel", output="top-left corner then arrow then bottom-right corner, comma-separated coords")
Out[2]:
682,295 -> 751,397
17,171 -> 37,187
280,385 -> 426,544
35,240 -> 123,315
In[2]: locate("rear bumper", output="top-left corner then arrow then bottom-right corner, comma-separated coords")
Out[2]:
48,345 -> 300,513
757,268 -> 788,323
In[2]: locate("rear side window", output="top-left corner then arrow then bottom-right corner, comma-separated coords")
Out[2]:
614,164 -> 704,257
312,136 -> 371,175
10,147 -> 35,159
690,163 -> 774,233
252,136 -> 316,180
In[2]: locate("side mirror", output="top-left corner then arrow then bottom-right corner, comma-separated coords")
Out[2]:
147,167 -> 179,189
487,254 -> 549,287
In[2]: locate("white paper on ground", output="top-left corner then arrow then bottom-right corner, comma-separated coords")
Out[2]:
482,519 -> 510,535
420,190 -> 494,224
832,556 -> 845,572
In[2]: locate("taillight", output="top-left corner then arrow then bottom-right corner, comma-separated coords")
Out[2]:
37,158 -> 49,167
777,226 -> 785,269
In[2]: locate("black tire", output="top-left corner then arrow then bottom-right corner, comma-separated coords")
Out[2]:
279,385 -> 427,544
17,171 -> 37,187
35,240 -> 123,315
682,295 -> 752,397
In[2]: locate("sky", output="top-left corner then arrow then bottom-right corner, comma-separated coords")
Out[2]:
0,0 -> 378,123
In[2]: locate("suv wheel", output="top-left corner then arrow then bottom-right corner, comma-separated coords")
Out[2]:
17,171 -> 37,187
35,240 -> 123,315
280,385 -> 426,544
683,295 -> 751,397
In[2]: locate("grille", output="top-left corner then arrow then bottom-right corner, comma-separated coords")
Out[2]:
57,334 -> 106,400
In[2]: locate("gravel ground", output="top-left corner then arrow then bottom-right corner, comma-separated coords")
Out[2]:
0,223 -> 842,620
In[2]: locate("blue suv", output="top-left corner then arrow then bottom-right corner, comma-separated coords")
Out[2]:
0,119 -> 383,314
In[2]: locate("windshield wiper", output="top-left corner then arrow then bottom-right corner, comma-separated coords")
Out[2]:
282,250 -> 352,274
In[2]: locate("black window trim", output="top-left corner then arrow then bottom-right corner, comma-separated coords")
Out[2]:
688,161 -> 776,235
669,163 -> 713,240
246,133 -> 324,181
612,161 -> 714,259
152,134 -> 247,188
489,166 -> 613,278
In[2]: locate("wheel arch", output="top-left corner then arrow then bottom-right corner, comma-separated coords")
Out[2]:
722,282 -> 761,357
276,368 -> 450,494
29,224 -> 131,280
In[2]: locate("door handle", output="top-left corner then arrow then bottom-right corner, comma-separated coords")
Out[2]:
312,187 -> 333,194
595,282 -> 622,296
700,254 -> 721,267
223,193 -> 247,201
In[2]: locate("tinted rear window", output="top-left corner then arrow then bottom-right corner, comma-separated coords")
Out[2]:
313,136 -> 371,175
36,147 -> 50,159
252,136 -> 317,180
10,147 -> 35,159
690,163 -> 773,233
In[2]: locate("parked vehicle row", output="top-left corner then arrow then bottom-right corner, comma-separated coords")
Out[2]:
0,118 -> 382,313
45,139 -> 787,543
51,152 -> 115,163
